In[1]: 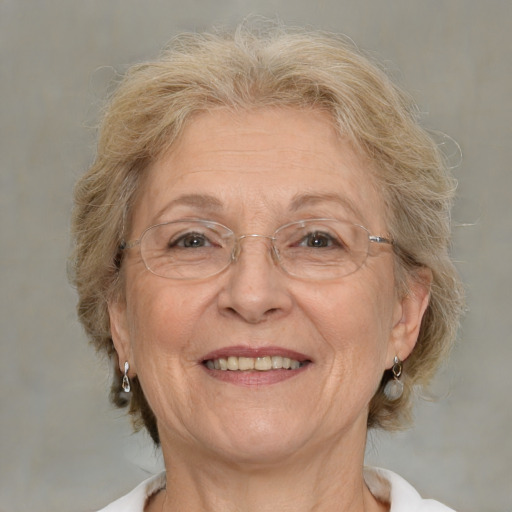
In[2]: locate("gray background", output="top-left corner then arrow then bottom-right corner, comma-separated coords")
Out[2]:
1,1 -> 511,511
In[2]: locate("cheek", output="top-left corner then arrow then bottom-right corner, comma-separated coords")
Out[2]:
289,276 -> 396,428
123,280 -> 210,418
298,273 -> 396,360
125,278 -> 207,368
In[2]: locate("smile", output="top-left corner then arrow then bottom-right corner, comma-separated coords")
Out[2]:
204,355 -> 309,371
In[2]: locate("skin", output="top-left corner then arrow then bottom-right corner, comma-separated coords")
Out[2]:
109,108 -> 431,512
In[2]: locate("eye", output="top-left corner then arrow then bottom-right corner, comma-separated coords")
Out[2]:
300,231 -> 341,248
170,232 -> 213,248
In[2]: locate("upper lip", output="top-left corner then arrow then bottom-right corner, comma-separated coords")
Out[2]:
201,345 -> 312,362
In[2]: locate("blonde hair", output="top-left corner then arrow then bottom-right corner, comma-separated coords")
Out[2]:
70,21 -> 464,444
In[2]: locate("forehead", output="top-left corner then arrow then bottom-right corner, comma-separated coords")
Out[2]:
132,108 -> 386,233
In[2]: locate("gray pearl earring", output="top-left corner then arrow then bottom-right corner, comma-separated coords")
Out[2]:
383,356 -> 403,400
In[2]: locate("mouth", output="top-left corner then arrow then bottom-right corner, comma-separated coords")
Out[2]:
204,355 -> 310,371
201,346 -> 312,373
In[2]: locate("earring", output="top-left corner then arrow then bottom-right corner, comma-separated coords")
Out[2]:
383,356 -> 403,400
122,361 -> 131,393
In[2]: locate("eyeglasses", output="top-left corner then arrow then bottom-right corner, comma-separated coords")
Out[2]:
120,218 -> 393,280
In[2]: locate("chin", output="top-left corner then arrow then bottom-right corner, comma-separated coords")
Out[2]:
197,413 -> 315,466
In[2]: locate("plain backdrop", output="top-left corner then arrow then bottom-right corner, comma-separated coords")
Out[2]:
1,1 -> 511,511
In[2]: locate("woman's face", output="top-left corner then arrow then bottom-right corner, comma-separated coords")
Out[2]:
110,108 -> 428,464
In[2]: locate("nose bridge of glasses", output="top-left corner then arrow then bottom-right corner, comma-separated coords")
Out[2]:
231,233 -> 279,263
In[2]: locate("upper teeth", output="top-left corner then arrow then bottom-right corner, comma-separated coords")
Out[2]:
205,356 -> 302,371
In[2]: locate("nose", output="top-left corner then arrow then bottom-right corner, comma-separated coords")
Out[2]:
217,235 -> 293,323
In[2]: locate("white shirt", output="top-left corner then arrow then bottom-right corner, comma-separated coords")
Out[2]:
97,467 -> 455,511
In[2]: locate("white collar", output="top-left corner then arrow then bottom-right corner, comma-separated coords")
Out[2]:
98,467 -> 455,511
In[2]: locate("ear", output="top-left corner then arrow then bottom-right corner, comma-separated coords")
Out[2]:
108,299 -> 136,375
387,268 -> 432,366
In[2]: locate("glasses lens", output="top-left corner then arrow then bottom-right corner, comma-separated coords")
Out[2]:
140,221 -> 233,279
275,219 -> 369,279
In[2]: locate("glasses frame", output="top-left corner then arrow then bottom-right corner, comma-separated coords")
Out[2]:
120,218 -> 394,280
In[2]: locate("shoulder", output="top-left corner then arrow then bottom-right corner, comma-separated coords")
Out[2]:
364,467 -> 457,512
96,472 -> 166,512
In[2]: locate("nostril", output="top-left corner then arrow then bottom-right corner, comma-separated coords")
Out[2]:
224,305 -> 278,322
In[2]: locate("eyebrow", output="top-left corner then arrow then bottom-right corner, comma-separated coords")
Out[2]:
289,192 -> 365,222
154,194 -> 223,221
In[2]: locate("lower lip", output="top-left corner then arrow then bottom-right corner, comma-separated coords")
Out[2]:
202,365 -> 310,386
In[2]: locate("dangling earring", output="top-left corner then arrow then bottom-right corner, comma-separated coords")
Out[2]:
122,361 -> 131,393
383,356 -> 403,400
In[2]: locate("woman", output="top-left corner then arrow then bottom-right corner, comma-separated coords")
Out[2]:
70,22 -> 464,512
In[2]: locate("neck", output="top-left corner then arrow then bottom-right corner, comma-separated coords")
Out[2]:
149,423 -> 387,512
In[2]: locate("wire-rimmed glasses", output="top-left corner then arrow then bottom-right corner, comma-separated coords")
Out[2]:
120,218 -> 393,280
